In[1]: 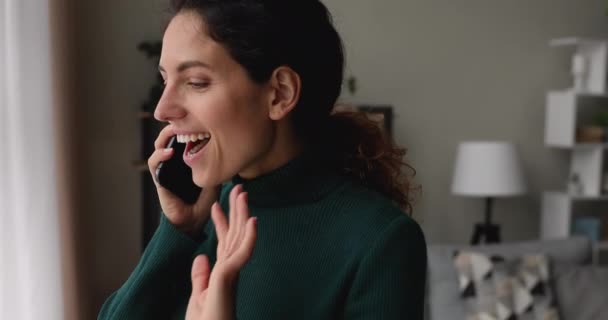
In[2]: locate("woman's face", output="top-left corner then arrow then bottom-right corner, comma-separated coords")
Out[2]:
156,11 -> 276,187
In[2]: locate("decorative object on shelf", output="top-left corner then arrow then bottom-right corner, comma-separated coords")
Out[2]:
572,217 -> 601,242
576,125 -> 604,143
577,112 -> 608,143
550,38 -> 608,94
571,53 -> 588,92
568,172 -> 584,195
346,75 -> 358,96
451,141 -> 527,245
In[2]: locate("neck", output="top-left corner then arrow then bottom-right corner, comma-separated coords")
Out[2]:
231,151 -> 343,207
238,120 -> 303,179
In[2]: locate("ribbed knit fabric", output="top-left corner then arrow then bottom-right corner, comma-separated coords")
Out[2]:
98,153 -> 427,320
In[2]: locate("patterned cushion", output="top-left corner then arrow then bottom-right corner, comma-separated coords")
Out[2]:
453,251 -> 560,320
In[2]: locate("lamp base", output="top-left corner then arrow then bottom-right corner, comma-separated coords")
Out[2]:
471,223 -> 501,245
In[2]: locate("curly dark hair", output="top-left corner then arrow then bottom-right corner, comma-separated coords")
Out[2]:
168,0 -> 418,213
324,111 -> 418,213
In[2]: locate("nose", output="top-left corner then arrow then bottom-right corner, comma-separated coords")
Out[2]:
154,85 -> 187,122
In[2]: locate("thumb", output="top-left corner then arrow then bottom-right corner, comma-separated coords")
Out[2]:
191,255 -> 211,296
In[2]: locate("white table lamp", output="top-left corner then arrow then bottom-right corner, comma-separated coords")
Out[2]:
451,141 -> 527,244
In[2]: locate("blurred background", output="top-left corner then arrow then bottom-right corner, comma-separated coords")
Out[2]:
2,0 -> 608,319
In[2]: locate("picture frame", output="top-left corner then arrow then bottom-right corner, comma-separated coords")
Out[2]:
333,103 -> 394,137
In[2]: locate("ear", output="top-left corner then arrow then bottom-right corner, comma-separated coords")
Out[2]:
267,66 -> 301,120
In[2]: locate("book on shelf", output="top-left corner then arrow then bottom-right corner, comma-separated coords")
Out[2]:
572,216 -> 601,242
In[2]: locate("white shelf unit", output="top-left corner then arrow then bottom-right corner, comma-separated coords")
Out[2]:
549,37 -> 608,95
541,191 -> 608,239
544,90 -> 608,197
542,192 -> 608,265
542,39 -> 608,264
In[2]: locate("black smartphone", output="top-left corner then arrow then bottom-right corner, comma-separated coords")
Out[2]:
155,136 -> 202,204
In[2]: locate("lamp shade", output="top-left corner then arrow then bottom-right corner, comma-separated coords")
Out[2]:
451,141 -> 527,197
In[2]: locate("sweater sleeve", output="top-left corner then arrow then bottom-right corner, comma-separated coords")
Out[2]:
344,214 -> 427,320
97,213 -> 213,320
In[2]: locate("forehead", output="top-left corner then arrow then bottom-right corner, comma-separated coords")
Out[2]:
160,11 -> 227,70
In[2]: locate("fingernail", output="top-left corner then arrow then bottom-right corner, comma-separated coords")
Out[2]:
163,148 -> 173,154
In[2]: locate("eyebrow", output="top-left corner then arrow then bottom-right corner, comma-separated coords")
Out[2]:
158,60 -> 212,73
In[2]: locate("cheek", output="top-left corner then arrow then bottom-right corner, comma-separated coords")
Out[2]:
190,85 -> 271,170
208,91 -> 269,144
194,102 -> 266,161
219,107 -> 272,151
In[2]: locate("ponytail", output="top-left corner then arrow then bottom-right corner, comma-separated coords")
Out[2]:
311,111 -> 418,214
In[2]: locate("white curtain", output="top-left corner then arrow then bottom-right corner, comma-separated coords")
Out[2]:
0,0 -> 65,319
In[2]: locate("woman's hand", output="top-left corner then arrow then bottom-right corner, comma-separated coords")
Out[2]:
147,124 -> 220,236
186,185 -> 257,320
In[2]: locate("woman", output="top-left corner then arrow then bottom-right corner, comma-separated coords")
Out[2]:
98,0 -> 427,319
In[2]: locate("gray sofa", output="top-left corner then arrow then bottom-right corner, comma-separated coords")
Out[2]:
426,237 -> 608,320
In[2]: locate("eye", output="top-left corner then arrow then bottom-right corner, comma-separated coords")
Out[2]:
187,81 -> 210,89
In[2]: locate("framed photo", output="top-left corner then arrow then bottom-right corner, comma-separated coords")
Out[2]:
333,103 -> 394,137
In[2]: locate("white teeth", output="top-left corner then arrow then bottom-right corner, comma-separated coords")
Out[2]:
176,133 -> 211,143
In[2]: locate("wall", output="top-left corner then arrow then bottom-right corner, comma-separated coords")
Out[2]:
73,0 -> 166,317
323,0 -> 608,243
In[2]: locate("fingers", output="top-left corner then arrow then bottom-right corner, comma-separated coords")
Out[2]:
148,124 -> 176,186
227,191 -> 247,255
226,185 -> 241,253
190,255 -> 211,296
154,124 -> 176,150
147,147 -> 174,186
239,217 -> 258,261
211,202 -> 228,247
214,184 -> 257,275
232,192 -> 249,252
228,184 -> 241,225
228,217 -> 257,272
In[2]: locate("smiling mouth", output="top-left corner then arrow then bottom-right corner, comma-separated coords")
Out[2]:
177,133 -> 211,156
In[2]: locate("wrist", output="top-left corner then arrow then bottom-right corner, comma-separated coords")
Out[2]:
210,269 -> 238,289
174,216 -> 209,239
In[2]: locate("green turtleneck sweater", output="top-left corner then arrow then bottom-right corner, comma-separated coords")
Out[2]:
98,155 -> 427,320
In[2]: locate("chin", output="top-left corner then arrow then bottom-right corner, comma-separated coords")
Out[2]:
192,170 -> 225,188
192,173 -> 208,188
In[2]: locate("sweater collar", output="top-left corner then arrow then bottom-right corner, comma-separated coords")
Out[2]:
230,152 -> 343,207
